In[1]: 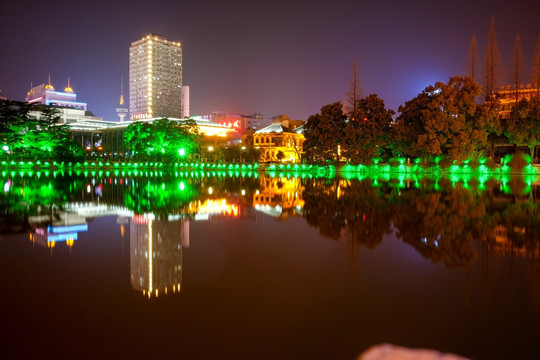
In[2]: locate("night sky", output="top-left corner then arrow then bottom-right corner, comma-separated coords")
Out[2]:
0,0 -> 538,122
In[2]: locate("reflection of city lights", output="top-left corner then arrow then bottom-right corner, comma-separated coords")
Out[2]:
208,187 -> 213,194
197,199 -> 239,217
241,189 -> 245,196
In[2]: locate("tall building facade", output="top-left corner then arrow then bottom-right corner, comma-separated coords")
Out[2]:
129,34 -> 182,120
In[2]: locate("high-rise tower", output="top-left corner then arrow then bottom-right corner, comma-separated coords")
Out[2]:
116,75 -> 128,122
129,33 -> 183,120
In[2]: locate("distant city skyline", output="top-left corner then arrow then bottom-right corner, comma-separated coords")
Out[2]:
0,0 -> 539,122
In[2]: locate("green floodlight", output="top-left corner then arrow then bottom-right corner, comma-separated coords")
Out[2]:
179,148 -> 186,156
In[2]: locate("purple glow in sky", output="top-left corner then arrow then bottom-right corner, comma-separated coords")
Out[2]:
0,0 -> 539,121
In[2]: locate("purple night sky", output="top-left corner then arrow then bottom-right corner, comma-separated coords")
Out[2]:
0,0 -> 538,122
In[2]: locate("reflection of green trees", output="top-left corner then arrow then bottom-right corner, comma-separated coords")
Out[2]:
302,179 -> 392,246
302,179 -> 345,240
301,177 -> 540,269
391,183 -> 491,268
123,174 -> 261,217
0,172 -> 85,232
499,202 -> 540,250
340,180 -> 392,248
124,178 -> 202,218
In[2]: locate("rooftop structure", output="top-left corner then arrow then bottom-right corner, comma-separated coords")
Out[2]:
25,77 -> 87,110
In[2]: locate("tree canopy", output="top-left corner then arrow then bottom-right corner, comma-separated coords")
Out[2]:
123,118 -> 202,161
395,76 -> 487,162
303,102 -> 347,164
342,94 -> 394,164
0,100 -> 84,162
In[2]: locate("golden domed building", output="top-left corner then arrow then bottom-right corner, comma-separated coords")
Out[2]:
253,115 -> 305,163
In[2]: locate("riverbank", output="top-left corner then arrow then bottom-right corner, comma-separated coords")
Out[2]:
2,159 -> 540,176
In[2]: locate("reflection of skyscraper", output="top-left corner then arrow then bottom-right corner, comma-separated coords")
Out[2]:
129,33 -> 182,120
130,214 -> 187,298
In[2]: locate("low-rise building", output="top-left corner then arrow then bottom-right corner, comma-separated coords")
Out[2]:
495,84 -> 539,119
253,116 -> 305,163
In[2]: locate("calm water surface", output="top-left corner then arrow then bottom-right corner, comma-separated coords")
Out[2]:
1,170 -> 540,359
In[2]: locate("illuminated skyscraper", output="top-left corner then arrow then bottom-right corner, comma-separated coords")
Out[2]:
129,33 -> 182,120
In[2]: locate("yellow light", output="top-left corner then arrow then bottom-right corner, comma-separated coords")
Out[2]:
148,219 -> 153,294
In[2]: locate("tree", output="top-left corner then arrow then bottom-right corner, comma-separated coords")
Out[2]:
344,59 -> 363,115
531,35 -> 540,101
505,99 -> 540,159
123,118 -> 202,161
0,100 -> 37,158
342,94 -> 394,164
395,76 -> 485,162
303,102 -> 347,164
509,33 -> 525,104
33,105 -> 73,160
465,33 -> 479,81
482,17 -> 505,103
0,101 -> 80,161
123,120 -> 153,159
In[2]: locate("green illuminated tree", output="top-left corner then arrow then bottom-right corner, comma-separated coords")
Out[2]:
0,100 -> 36,158
342,94 -> 394,164
124,120 -> 152,158
0,101 -> 82,161
124,118 -> 202,161
303,102 -> 347,164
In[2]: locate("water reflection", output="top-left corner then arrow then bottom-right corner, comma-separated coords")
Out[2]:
130,214 -> 185,298
2,170 -> 540,294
